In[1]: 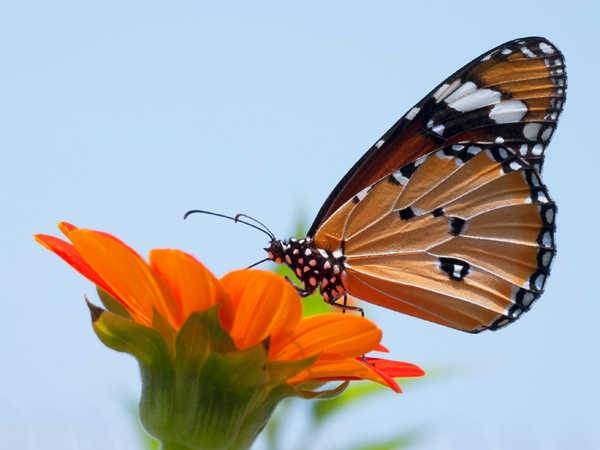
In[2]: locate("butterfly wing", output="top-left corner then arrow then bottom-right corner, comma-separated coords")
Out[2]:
308,37 -> 566,237
314,144 -> 555,333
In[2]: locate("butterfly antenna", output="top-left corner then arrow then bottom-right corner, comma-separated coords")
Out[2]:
234,214 -> 275,240
184,210 -> 275,240
246,257 -> 270,269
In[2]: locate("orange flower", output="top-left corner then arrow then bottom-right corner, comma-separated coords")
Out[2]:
36,222 -> 424,391
36,223 -> 424,450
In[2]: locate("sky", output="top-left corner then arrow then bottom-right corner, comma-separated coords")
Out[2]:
2,1 -> 600,449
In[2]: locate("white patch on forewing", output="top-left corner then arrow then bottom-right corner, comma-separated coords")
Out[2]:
433,83 -> 450,100
501,48 -> 512,55
495,137 -> 505,144
406,107 -> 420,120
437,150 -> 453,160
537,191 -> 548,203
541,127 -> 553,141
444,81 -> 477,104
435,79 -> 462,103
539,42 -> 555,54
375,139 -> 385,148
448,88 -> 502,112
432,124 -> 445,136
467,146 -> 481,155
489,100 -> 528,123
532,144 -> 544,156
545,208 -> 554,224
333,249 -> 343,259
521,46 -> 536,58
523,123 -> 542,140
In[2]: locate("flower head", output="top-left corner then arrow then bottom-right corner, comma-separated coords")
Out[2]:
36,223 -> 424,450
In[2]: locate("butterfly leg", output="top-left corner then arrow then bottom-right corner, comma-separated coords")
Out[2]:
327,293 -> 364,317
284,276 -> 312,298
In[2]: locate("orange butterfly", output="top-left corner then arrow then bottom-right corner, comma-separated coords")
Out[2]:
193,37 -> 566,333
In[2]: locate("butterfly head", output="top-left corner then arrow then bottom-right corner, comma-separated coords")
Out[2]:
265,239 -> 286,265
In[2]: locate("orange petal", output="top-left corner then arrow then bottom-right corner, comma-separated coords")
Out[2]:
272,314 -> 381,361
288,357 -> 401,392
149,249 -> 234,330
363,357 -> 425,378
34,234 -> 120,302
67,229 -> 182,327
220,270 -> 303,350
58,222 -> 78,237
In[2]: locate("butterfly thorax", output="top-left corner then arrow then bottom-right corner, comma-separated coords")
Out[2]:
266,238 -> 346,302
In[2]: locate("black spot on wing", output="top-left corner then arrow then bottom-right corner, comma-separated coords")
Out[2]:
432,207 -> 445,217
439,257 -> 470,281
399,207 -> 416,221
448,217 -> 466,236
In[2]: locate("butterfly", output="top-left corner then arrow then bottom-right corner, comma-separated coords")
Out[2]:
190,37 -> 566,333
262,37 -> 567,333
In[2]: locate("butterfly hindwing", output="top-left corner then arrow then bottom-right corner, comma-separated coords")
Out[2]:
314,144 -> 555,333
309,37 -> 566,237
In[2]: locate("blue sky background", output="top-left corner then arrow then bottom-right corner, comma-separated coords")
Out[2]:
2,1 -> 599,449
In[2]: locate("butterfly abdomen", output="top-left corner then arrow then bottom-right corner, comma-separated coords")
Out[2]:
266,238 -> 347,301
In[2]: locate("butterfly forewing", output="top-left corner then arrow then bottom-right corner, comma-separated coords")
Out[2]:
308,37 -> 566,237
314,144 -> 555,332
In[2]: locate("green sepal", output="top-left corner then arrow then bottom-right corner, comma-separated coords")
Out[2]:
96,287 -> 132,320
265,354 -> 319,386
86,299 -> 173,370
174,305 -> 236,374
296,380 -> 350,400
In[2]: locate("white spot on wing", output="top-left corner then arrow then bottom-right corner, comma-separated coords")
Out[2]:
375,139 -> 385,148
444,81 -> 477,104
519,144 -> 528,156
333,249 -> 343,259
495,137 -> 504,144
539,42 -> 555,54
542,231 -> 552,247
406,107 -> 420,120
509,161 -> 522,171
501,48 -> 512,55
542,251 -> 552,267
432,124 -> 445,136
489,100 -> 528,123
521,47 -> 536,58
435,79 -> 462,103
391,169 -> 410,186
433,83 -> 450,100
541,127 -> 553,141
523,123 -> 542,140
545,208 -> 554,224
522,292 -> 535,307
535,274 -> 545,290
356,188 -> 368,202
532,144 -> 544,156
447,88 -> 502,112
